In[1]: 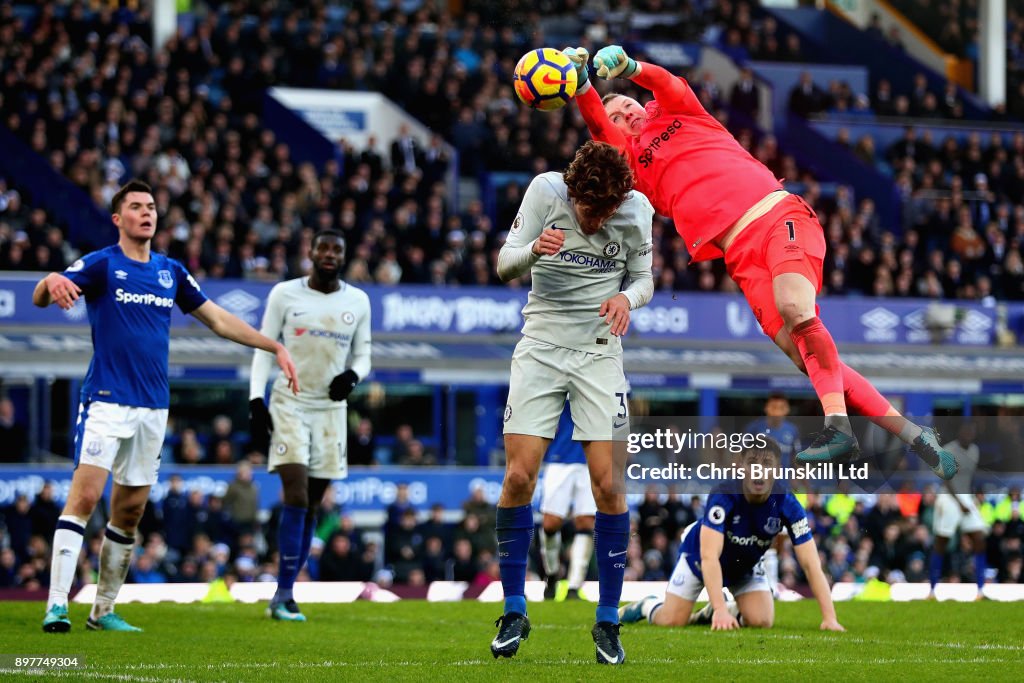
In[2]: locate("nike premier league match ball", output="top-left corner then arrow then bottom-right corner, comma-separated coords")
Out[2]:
513,47 -> 578,111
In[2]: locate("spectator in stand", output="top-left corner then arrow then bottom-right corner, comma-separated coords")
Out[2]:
347,417 -> 377,466
729,67 -> 760,120
789,72 -> 829,118
0,397 -> 28,462
223,462 -> 260,536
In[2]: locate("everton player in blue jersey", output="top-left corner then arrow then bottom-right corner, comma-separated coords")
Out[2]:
619,439 -> 844,632
744,393 -> 802,467
34,180 -> 298,633
539,403 -> 596,601
744,392 -> 802,594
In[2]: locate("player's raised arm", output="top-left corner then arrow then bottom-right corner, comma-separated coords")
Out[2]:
593,45 -> 695,115
794,538 -> 845,632
34,252 -> 107,309
192,299 -> 299,394
33,273 -> 80,309
497,176 -> 562,282
565,48 -> 630,153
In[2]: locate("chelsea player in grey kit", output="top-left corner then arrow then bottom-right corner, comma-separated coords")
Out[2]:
490,141 -> 654,665
249,230 -> 371,621
34,181 -> 298,633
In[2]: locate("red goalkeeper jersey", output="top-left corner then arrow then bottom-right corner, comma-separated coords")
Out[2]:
576,63 -> 782,263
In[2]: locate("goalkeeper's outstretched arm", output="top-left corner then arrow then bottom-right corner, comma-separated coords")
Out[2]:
592,45 -> 695,115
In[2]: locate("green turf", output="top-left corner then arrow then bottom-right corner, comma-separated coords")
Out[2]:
1,600 -> 1021,681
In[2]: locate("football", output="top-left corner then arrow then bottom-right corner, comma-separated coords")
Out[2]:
512,47 -> 578,111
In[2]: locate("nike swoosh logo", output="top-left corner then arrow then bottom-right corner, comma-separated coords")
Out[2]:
291,311 -> 306,317
541,73 -> 570,85
596,646 -> 620,664
497,539 -> 513,545
492,636 -> 520,648
608,549 -> 627,557
613,421 -> 627,429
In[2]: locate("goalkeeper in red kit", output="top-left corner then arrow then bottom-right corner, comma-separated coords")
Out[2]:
563,45 -> 957,480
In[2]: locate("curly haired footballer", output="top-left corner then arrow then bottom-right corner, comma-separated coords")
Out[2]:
563,140 -> 634,234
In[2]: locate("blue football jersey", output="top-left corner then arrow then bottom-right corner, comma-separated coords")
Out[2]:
63,245 -> 208,408
744,418 -> 802,466
679,486 -> 812,586
544,402 -> 586,465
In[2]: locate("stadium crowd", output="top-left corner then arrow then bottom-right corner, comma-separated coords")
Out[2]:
1,1 -> 1023,300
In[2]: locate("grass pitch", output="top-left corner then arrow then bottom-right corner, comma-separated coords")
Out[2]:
1,600 -> 1021,681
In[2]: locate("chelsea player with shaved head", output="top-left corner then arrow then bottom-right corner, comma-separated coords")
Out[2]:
34,180 -> 298,633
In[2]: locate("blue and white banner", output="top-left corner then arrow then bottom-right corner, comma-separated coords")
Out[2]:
0,465 -> 508,513
0,275 -> 1008,345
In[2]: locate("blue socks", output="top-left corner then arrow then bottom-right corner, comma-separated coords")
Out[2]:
275,504 -> 306,602
974,552 -> 987,591
929,551 -> 943,590
496,504 -> 534,616
594,511 -> 629,625
298,510 -> 317,578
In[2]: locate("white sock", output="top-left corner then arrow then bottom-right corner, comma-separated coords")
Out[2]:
644,598 -> 664,623
763,548 -> 779,594
540,528 -> 561,578
898,421 -> 923,444
567,532 -> 593,589
91,524 -> 135,620
48,515 -> 87,609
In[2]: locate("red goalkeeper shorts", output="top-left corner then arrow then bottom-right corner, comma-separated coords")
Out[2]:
724,194 -> 826,339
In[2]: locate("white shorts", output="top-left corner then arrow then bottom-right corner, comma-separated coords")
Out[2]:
74,401 -> 168,487
504,337 -> 628,441
933,493 -> 988,538
540,462 -> 597,519
667,525 -> 770,602
269,399 -> 348,480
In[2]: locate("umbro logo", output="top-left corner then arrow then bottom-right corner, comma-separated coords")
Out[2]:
114,270 -> 127,280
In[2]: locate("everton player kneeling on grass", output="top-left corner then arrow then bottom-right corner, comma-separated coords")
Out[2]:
492,140 -> 654,665
620,439 -> 845,632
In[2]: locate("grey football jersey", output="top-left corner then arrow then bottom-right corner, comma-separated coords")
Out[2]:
502,172 -> 654,354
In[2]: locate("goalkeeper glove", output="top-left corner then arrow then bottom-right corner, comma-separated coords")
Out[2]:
328,369 -> 360,402
594,45 -> 641,80
562,46 -> 590,90
248,398 -> 273,454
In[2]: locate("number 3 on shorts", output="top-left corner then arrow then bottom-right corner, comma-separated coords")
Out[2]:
615,392 -> 627,419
